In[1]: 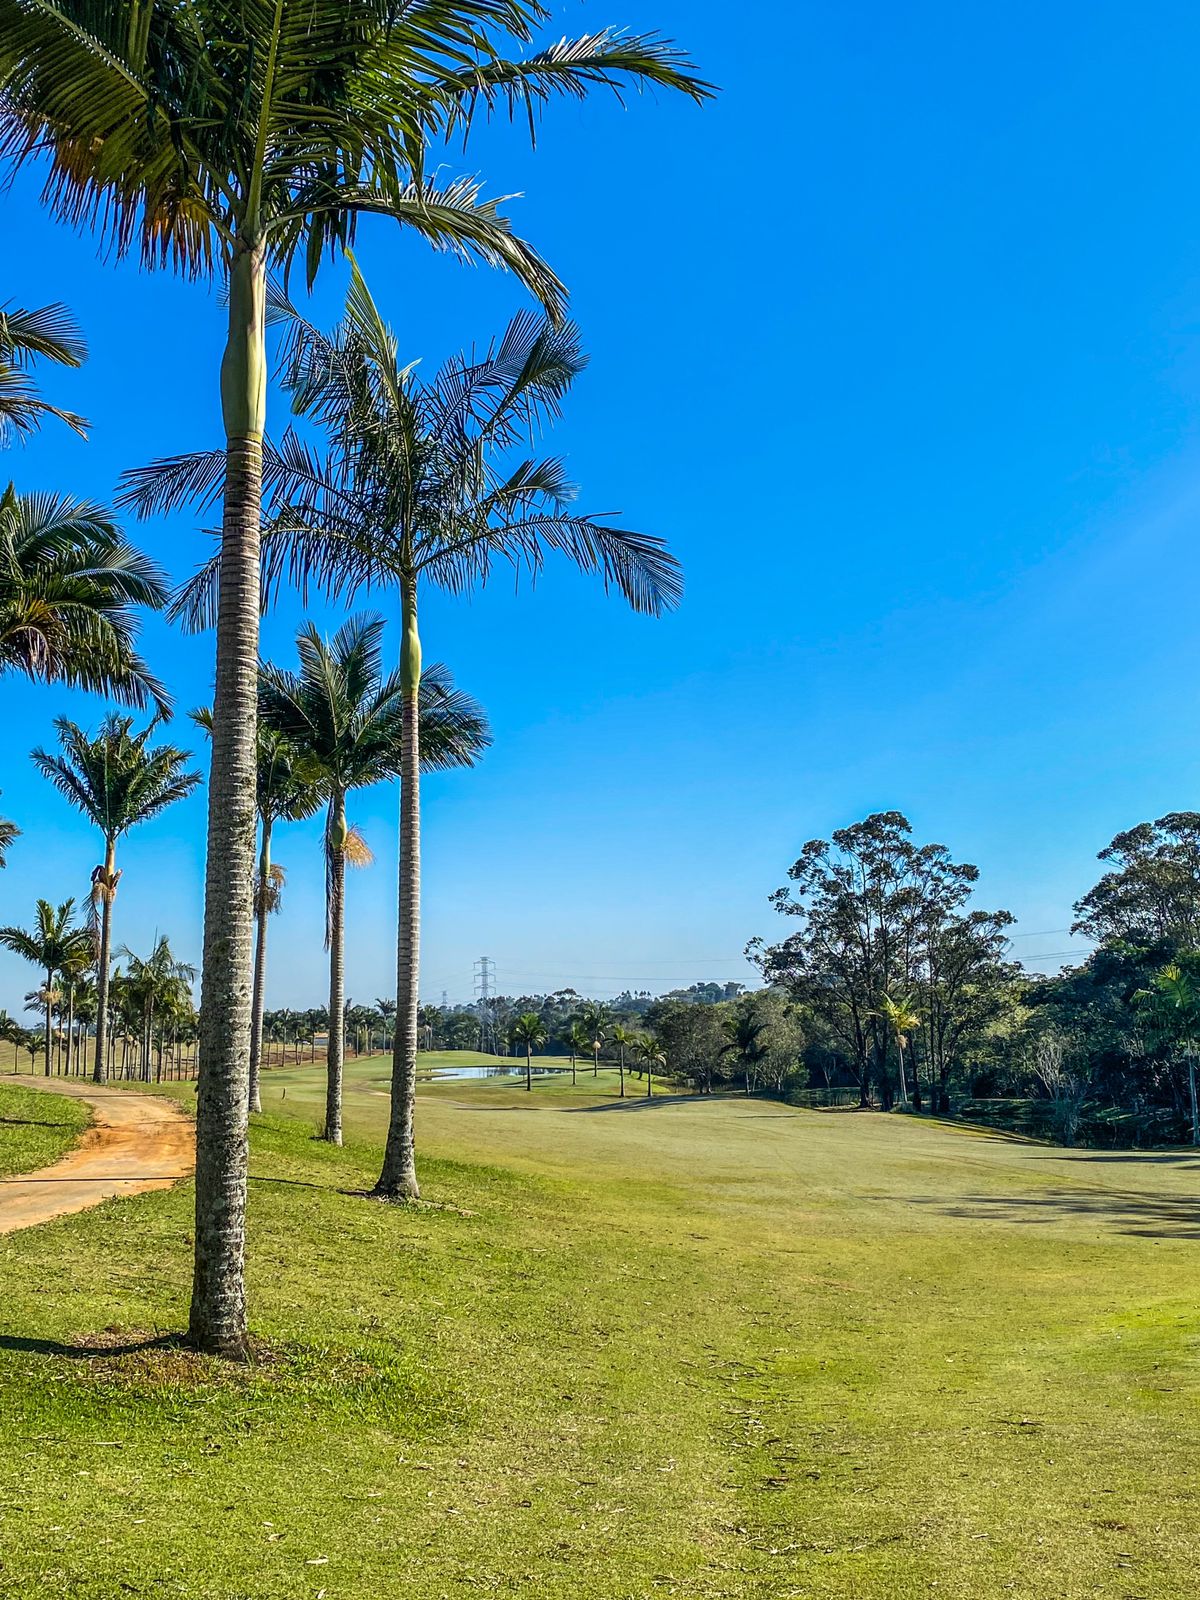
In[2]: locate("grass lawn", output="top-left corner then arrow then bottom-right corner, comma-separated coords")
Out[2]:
0,1081 -> 91,1177
0,1055 -> 1198,1598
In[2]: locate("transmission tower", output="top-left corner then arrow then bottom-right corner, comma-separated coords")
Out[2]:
474,956 -> 497,1055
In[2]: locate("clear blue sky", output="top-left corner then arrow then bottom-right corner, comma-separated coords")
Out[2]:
3,0 -> 1199,1014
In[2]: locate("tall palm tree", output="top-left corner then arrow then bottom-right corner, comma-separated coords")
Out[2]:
578,1002 -> 609,1079
878,992 -> 922,1111
118,936 -> 196,1082
610,1022 -> 635,1099
194,712 -> 321,1114
0,898 -> 93,1075
721,1005 -> 770,1098
1,0 -> 707,1358
0,797 -> 17,866
568,1020 -> 591,1088
509,1011 -> 547,1092
32,715 -> 201,1084
259,615 -> 488,1145
0,298 -> 87,443
0,486 -> 169,710
132,264 -> 684,1206
633,1034 -> 666,1101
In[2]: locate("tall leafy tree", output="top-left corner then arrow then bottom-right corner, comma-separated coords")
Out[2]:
1,0 -> 706,1358
32,715 -> 201,1083
0,298 -> 87,443
259,615 -> 488,1144
141,268 -> 683,1204
0,898 -> 93,1074
0,486 -> 169,710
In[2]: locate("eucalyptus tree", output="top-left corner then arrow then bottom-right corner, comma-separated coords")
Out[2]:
194,712 -> 320,1113
1,0 -> 706,1356
0,486 -> 169,710
259,615 -> 488,1144
32,716 -> 201,1084
0,298 -> 87,444
0,898 -> 93,1074
137,267 -> 682,1205
509,1011 -> 547,1092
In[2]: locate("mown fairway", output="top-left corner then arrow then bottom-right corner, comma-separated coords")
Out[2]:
0,1060 -> 1198,1598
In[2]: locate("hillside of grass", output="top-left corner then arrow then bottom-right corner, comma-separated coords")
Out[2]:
0,1081 -> 91,1177
0,1058 -> 1197,1597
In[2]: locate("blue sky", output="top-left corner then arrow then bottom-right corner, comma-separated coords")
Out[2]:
4,0 -> 1200,1013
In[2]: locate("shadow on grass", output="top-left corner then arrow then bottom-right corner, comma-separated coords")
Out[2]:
0,1115 -> 78,1130
0,1332 -> 178,1359
909,1187 -> 1200,1240
566,1094 -> 698,1113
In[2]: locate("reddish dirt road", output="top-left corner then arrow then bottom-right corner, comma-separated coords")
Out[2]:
0,1076 -> 193,1235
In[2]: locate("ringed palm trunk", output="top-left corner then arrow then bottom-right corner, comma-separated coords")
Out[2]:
248,817 -> 273,1116
525,1045 -> 532,1092
376,577 -> 422,1200
897,1040 -> 909,1107
324,795 -> 347,1146
189,241 -> 266,1359
619,1046 -> 625,1098
44,969 -> 53,1076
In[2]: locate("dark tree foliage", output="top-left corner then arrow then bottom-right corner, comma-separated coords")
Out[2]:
750,812 -> 1018,1111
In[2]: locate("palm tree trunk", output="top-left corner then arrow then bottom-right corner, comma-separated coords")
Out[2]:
324,796 -> 347,1146
64,986 -> 74,1077
376,578 -> 422,1200
619,1046 -> 625,1098
44,968 -> 52,1076
525,1044 -> 532,1091
189,240 -> 266,1361
897,1039 -> 909,1107
248,817 -> 272,1116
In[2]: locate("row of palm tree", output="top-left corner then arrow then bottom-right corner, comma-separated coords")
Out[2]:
1,0 -> 709,1357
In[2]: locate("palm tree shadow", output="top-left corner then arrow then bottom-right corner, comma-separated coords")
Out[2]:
0,1332 -> 178,1359
909,1186 -> 1200,1240
566,1093 -> 699,1113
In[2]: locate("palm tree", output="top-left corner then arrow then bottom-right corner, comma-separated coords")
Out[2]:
1137,964 -> 1200,1145
32,715 -> 201,1084
0,486 -> 169,710
0,298 -> 87,443
376,998 -> 397,1053
259,615 -> 488,1145
137,264 -> 684,1206
509,1012 -> 547,1093
567,1020 -> 592,1088
633,1034 -> 666,1101
118,937 -> 196,1082
0,797 -> 17,866
878,993 -> 922,1111
721,1004 -> 770,1098
3,0 -> 706,1358
193,712 -> 321,1114
58,943 -> 94,1076
0,898 -> 93,1075
610,1022 -> 635,1099
578,1002 -> 609,1078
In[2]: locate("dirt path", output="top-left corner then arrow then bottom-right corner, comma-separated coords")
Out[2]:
0,1076 -> 193,1235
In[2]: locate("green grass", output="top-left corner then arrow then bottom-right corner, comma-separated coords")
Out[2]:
0,1081 -> 90,1177
1,1055 -> 1198,1597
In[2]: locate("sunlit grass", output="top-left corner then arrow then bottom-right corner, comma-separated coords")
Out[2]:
0,1055 -> 1197,1596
